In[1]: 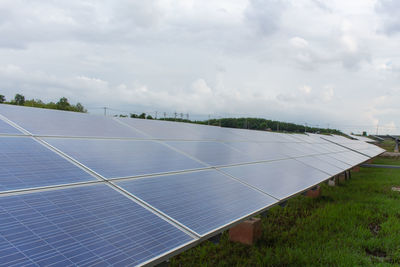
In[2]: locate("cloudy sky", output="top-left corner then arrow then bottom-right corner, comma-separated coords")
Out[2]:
0,0 -> 400,134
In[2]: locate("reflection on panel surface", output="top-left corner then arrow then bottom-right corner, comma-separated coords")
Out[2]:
0,104 -> 144,138
165,141 -> 261,166
43,138 -> 205,179
220,159 -> 330,200
117,170 -> 277,236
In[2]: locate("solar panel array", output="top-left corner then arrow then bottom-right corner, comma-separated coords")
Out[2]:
349,134 -> 377,143
0,104 -> 385,266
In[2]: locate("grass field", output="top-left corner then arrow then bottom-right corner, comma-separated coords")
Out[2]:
377,140 -> 396,152
373,157 -> 400,166
170,157 -> 400,266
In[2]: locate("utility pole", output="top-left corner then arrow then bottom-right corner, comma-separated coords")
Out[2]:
155,111 -> 158,119
304,123 -> 307,133
186,113 -> 189,120
103,107 -> 107,116
180,113 -> 183,120
174,112 -> 177,121
163,112 -> 166,119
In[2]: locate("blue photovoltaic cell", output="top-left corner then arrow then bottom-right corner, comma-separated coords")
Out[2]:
0,104 -> 144,138
165,141 -> 263,166
220,159 -> 331,200
117,117 -> 204,140
224,142 -> 288,162
0,137 -> 96,192
232,128 -> 291,142
0,184 -> 193,266
118,118 -> 244,141
294,156 -> 344,176
0,120 -> 22,135
43,138 -> 205,179
313,154 -> 352,170
179,123 -> 246,141
343,151 -> 369,163
329,151 -> 368,166
117,170 -> 277,236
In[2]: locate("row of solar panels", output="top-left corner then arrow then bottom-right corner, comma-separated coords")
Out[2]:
0,104 -> 345,143
0,104 -> 385,266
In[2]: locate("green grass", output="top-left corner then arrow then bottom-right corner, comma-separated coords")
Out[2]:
377,140 -> 395,152
373,157 -> 400,166
170,157 -> 400,266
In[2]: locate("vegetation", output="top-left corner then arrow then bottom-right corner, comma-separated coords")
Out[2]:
377,140 -> 396,153
0,93 -> 87,113
171,157 -> 400,266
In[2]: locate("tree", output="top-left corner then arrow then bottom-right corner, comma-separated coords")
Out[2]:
14,94 -> 25,105
75,102 -> 87,113
139,113 -> 146,119
146,115 -> 153,120
0,95 -> 5,103
56,97 -> 70,110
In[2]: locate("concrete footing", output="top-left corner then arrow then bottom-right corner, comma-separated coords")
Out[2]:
352,165 -> 360,172
229,217 -> 262,245
305,185 -> 321,198
338,172 -> 346,182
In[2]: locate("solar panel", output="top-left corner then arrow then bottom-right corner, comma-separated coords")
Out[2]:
289,143 -> 324,156
0,184 -> 194,266
0,119 -> 23,135
116,170 -> 277,236
117,117 -> 202,140
0,104 -> 145,138
313,154 -> 352,169
294,156 -> 344,176
118,118 -> 245,141
219,159 -> 331,200
42,138 -> 205,179
328,151 -> 368,166
223,142 -> 288,162
289,134 -> 313,143
164,141 -> 263,166
0,137 -> 96,192
349,134 -> 377,143
311,143 -> 344,153
231,128 -> 293,142
180,123 -> 246,141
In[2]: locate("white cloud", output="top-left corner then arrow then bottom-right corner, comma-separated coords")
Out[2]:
290,37 -> 309,49
0,0 -> 399,134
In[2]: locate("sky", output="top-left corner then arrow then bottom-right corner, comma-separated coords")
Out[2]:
0,0 -> 400,134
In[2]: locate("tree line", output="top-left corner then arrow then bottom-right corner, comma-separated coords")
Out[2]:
0,93 -> 87,113
123,113 -> 342,135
